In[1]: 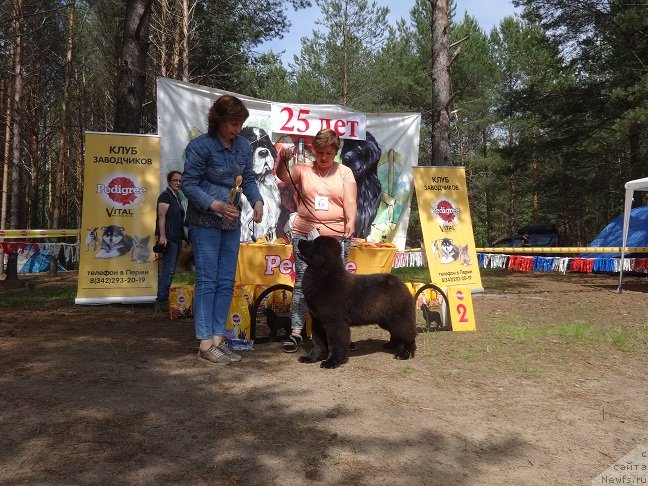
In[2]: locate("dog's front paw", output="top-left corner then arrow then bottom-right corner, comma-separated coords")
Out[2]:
394,349 -> 413,360
298,356 -> 316,363
383,339 -> 400,350
320,358 -> 342,369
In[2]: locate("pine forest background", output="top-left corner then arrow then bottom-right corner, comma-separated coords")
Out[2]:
1,0 -> 647,247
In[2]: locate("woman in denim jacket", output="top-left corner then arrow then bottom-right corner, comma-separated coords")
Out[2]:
182,95 -> 264,365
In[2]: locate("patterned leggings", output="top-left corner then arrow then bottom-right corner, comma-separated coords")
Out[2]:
290,235 -> 351,331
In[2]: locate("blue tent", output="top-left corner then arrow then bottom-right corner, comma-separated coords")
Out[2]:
19,249 -> 66,273
584,205 -> 648,257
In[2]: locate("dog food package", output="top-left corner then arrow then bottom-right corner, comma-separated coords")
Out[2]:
234,283 -> 255,306
169,284 -> 194,319
408,282 -> 441,309
271,288 -> 292,313
227,338 -> 254,351
225,296 -> 252,342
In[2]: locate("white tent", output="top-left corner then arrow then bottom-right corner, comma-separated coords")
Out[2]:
617,176 -> 648,292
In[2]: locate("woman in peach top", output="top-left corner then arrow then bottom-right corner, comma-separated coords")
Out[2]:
276,129 -> 357,353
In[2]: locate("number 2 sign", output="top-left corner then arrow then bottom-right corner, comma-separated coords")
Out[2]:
445,286 -> 477,332
270,103 -> 366,140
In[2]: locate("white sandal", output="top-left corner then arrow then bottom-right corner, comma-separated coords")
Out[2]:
282,334 -> 303,353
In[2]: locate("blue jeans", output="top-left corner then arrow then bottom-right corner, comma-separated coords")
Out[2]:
189,225 -> 241,340
291,236 -> 351,331
156,239 -> 181,303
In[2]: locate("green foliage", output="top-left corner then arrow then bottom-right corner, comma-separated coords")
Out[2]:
291,0 -> 391,108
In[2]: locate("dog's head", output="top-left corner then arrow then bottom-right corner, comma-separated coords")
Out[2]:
297,236 -> 342,269
341,131 -> 381,179
240,127 -> 277,180
87,227 -> 98,238
440,238 -> 455,253
101,225 -> 126,244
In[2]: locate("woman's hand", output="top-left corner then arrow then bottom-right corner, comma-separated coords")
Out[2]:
253,201 -> 264,224
343,221 -> 355,239
210,200 -> 240,222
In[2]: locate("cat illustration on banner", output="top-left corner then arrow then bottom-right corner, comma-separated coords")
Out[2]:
430,238 -> 471,265
130,235 -> 152,263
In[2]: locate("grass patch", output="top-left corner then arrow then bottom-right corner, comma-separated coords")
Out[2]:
553,322 -> 592,341
491,320 -> 545,344
0,284 -> 77,308
391,266 -> 429,282
171,271 -> 195,286
490,317 -> 648,353
605,326 -> 648,351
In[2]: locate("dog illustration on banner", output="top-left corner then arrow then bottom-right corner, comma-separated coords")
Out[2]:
85,227 -> 99,251
239,126 -> 281,242
96,225 -> 134,258
430,238 -> 471,265
341,132 -> 382,239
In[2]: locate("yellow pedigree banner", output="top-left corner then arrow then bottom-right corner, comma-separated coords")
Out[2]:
348,246 -> 397,275
235,242 -> 397,286
76,132 -> 160,304
237,243 -> 295,286
413,166 -> 483,292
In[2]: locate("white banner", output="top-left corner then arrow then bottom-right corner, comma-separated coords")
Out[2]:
271,103 -> 366,140
156,77 -> 420,249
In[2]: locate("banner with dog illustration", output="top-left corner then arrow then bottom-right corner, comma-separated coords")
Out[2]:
157,77 -> 420,250
75,132 -> 160,304
413,166 -> 483,293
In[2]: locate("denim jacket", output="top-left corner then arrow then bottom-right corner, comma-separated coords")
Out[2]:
182,133 -> 263,226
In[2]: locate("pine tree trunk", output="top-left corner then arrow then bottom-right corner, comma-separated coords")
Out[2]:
53,0 -> 75,228
9,0 -> 24,228
181,0 -> 189,81
431,0 -> 451,166
113,0 -> 153,134
1,43 -> 14,231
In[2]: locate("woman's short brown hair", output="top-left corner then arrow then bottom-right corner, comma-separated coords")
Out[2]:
312,129 -> 341,152
166,170 -> 182,184
207,95 -> 249,136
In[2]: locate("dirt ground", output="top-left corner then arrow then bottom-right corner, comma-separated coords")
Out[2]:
1,269 -> 647,485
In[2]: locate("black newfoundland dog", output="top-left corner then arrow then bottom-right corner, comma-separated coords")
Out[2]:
297,236 -> 417,369
341,131 -> 382,239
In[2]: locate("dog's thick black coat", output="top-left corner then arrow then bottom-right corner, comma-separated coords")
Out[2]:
264,307 -> 292,339
341,131 -> 382,239
297,236 -> 417,369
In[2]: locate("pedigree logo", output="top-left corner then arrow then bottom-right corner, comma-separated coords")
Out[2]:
96,174 -> 147,207
264,254 -> 295,281
431,197 -> 460,225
